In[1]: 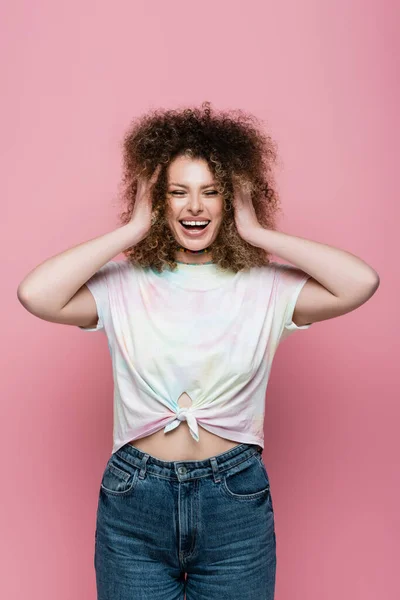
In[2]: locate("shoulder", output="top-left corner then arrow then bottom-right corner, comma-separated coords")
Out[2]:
106,258 -> 142,277
266,260 -> 309,283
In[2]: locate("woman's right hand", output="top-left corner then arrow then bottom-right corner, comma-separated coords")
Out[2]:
129,165 -> 162,241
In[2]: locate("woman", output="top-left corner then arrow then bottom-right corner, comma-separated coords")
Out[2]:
17,102 -> 379,599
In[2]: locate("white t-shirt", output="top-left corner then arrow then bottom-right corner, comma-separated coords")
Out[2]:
80,258 -> 312,454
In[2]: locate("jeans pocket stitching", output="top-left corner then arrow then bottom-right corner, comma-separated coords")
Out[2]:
108,463 -> 131,482
220,456 -> 270,500
100,463 -> 139,496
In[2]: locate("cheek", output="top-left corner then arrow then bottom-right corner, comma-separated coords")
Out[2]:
164,203 -> 175,222
214,208 -> 224,222
214,199 -> 224,218
166,198 -> 181,219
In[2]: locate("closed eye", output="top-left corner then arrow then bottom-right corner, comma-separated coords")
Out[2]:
170,191 -> 218,196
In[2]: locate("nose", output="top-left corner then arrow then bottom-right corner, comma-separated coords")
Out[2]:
186,192 -> 204,213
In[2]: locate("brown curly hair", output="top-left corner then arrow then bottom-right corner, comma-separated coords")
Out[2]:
117,101 -> 282,273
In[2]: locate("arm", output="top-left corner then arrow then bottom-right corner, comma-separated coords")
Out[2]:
249,228 -> 380,326
231,181 -> 380,327
17,224 -> 144,328
17,165 -> 161,327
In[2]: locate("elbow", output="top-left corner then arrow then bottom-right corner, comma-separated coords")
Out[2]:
367,273 -> 380,295
17,284 -> 30,308
17,284 -> 43,313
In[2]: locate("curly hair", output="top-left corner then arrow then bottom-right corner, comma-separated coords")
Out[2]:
117,101 -> 282,273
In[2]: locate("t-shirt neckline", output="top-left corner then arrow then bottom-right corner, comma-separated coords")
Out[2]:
148,261 -> 240,291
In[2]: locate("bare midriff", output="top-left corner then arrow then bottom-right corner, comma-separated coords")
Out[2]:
128,392 -> 242,461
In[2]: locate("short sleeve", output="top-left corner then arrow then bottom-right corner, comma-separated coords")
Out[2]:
271,261 -> 313,342
78,260 -> 121,332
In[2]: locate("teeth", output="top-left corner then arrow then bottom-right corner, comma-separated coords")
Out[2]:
181,221 -> 210,226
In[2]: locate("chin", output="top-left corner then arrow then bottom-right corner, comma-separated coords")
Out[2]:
176,237 -> 212,250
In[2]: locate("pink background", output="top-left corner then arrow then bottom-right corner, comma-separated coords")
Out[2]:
2,1 -> 397,598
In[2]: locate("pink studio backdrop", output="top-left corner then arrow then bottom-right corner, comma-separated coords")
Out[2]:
2,1 -> 396,599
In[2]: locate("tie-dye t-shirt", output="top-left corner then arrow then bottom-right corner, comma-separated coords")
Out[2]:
79,258 -> 312,454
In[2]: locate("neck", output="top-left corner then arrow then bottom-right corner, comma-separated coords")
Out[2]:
176,259 -> 214,265
175,244 -> 213,265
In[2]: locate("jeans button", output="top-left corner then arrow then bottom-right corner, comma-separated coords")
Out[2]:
178,466 -> 187,475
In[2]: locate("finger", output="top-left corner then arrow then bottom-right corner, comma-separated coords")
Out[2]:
149,164 -> 162,185
233,188 -> 244,207
232,175 -> 241,193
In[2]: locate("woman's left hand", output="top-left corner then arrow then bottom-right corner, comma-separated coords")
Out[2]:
232,177 -> 263,244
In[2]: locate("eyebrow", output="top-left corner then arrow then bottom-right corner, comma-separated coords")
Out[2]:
169,182 -> 217,188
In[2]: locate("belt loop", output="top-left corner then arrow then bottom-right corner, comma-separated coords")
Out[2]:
210,456 -> 221,483
138,453 -> 150,479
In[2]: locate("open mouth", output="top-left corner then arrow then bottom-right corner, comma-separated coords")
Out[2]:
179,220 -> 211,232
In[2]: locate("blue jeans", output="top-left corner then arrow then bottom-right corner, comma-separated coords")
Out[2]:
95,442 -> 276,599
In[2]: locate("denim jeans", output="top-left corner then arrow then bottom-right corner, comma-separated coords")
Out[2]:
94,442 -> 276,599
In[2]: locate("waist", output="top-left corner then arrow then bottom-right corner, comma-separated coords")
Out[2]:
128,419 -> 245,461
116,441 -> 263,480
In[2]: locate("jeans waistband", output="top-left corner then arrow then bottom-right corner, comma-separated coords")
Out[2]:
115,442 -> 262,483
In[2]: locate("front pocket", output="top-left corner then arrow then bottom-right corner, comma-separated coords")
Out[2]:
221,454 -> 270,500
100,458 -> 139,496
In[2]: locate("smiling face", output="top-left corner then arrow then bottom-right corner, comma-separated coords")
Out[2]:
166,154 -> 224,263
